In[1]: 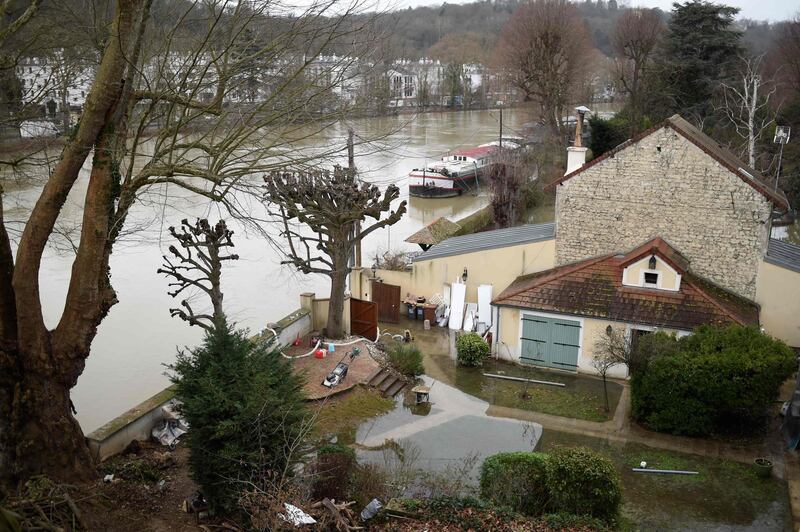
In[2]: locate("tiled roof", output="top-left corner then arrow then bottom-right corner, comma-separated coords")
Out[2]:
413,222 -> 555,262
547,114 -> 789,209
404,217 -> 461,246
493,238 -> 759,331
766,239 -> 800,273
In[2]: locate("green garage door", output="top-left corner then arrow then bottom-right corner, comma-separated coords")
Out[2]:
520,315 -> 580,371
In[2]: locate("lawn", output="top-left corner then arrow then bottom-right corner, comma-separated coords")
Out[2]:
311,385 -> 395,445
536,430 -> 791,530
405,321 -> 622,421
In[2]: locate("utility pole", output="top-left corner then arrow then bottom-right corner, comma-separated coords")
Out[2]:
348,128 -> 362,268
499,105 -> 503,150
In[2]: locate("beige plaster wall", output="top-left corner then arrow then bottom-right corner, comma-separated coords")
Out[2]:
494,307 -> 688,379
555,126 -> 773,299
622,255 -> 680,291
756,261 -> 800,348
352,238 -> 556,306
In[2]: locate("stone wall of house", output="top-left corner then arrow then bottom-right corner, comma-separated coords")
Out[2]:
555,126 -> 772,299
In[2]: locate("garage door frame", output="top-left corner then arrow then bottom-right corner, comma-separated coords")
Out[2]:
518,310 -> 583,372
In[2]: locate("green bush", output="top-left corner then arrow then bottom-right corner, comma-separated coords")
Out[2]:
312,444 -> 357,500
387,343 -> 425,377
480,452 -> 549,515
456,332 -> 490,367
170,321 -> 308,515
631,325 -> 796,436
544,447 -> 621,522
588,115 -> 630,158
480,448 -> 621,522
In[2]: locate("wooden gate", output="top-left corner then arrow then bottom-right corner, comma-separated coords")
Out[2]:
350,298 -> 378,341
520,314 -> 580,371
371,280 -> 401,323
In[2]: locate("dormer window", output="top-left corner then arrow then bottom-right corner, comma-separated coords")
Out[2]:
622,252 -> 681,292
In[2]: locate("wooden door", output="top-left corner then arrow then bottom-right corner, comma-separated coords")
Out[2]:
520,315 -> 580,371
371,280 -> 401,323
350,298 -> 378,341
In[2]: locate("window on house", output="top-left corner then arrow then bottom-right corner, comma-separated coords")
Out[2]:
643,272 -> 659,287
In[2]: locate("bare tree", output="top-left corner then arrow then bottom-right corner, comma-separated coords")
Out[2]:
264,165 -> 406,338
0,0 -> 389,487
591,326 -> 630,413
494,0 -> 592,141
612,8 -> 664,134
158,219 -> 239,331
489,158 -> 528,228
719,55 -> 776,169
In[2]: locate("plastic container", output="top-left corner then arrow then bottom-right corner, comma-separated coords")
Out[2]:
754,458 -> 773,478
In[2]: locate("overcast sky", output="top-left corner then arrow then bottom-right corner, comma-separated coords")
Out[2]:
392,0 -> 798,22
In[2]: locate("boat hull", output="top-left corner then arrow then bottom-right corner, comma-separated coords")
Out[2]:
409,184 -> 463,198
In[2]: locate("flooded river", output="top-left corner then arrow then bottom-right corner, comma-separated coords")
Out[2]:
10,105 -> 799,432
6,108 -> 537,432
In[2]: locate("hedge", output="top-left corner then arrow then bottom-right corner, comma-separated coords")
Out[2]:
544,447 -> 621,522
456,332 -> 490,367
480,452 -> 549,516
631,325 -> 796,436
479,448 -> 621,522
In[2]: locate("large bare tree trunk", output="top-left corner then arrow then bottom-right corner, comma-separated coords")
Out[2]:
0,0 -> 143,489
326,252 -> 349,339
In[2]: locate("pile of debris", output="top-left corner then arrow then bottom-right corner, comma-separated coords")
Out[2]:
0,476 -> 89,531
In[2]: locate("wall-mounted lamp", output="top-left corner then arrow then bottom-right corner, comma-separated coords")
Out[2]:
606,325 -> 613,336
462,267 -> 468,283
371,264 -> 377,278
648,255 -> 657,270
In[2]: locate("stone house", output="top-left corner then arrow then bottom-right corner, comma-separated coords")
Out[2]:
351,113 -> 800,377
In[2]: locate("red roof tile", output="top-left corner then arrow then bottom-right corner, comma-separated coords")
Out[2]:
493,238 -> 759,331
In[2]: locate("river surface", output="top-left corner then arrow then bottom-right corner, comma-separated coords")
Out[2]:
6,108 -> 539,432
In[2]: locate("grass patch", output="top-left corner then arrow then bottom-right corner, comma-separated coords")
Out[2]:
536,430 -> 790,530
433,357 -> 621,421
311,386 -> 395,444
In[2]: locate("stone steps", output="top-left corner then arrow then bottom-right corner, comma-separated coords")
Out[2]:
367,368 -> 405,398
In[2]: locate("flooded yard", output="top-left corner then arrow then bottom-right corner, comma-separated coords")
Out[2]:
310,319 -> 791,530
385,318 -> 623,421
537,430 -> 792,531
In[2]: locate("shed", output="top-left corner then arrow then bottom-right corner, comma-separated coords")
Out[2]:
404,217 -> 461,251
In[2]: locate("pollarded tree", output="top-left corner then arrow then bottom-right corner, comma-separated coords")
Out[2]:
494,0 -> 592,141
158,219 -> 239,331
264,165 -> 406,338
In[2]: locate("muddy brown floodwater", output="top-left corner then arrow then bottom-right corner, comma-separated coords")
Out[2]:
3,108 -> 549,432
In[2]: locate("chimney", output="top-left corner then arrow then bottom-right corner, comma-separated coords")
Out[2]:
565,106 -> 590,175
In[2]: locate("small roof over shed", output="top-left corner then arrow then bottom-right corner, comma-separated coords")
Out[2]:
405,217 -> 461,250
